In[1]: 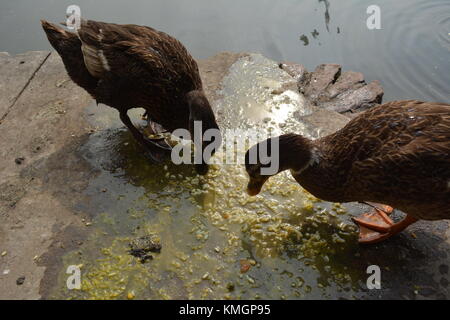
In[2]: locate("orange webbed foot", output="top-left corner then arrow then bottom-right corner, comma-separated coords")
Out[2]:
352,204 -> 418,244
352,204 -> 394,233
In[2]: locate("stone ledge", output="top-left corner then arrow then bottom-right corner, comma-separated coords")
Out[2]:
280,62 -> 384,115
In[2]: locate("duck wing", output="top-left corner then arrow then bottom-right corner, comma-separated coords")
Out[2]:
76,20 -> 201,93
351,100 -> 449,170
325,100 -> 450,206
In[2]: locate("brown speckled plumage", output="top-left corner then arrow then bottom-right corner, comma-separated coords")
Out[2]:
296,100 -> 450,220
41,19 -> 219,174
247,100 -> 450,221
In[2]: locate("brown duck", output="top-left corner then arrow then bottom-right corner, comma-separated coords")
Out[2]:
41,19 -> 220,175
245,100 -> 450,243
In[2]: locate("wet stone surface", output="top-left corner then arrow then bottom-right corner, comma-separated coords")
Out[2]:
128,235 -> 162,263
45,54 -> 450,300
281,62 -> 384,115
0,51 -> 449,300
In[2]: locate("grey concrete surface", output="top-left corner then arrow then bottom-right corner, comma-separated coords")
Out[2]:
0,51 -> 94,299
0,51 -> 51,122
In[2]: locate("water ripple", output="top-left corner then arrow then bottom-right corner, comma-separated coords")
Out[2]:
380,0 -> 450,101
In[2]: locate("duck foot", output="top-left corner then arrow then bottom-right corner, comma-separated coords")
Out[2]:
144,119 -> 172,149
148,120 -> 167,135
142,136 -> 172,163
120,111 -> 172,163
142,118 -> 172,162
352,204 -> 418,244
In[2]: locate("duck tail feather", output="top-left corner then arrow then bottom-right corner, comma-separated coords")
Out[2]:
41,19 -> 79,53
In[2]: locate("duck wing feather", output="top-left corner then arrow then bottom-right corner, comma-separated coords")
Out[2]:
320,100 -> 450,215
76,20 -> 202,95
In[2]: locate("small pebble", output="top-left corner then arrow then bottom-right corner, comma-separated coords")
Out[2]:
202,272 -> 210,280
240,260 -> 251,273
1,251 -> 7,257
16,276 -> 25,285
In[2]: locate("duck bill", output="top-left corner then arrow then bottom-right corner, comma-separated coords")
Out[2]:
246,177 -> 268,196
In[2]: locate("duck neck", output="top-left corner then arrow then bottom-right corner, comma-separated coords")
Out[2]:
286,136 -> 345,202
186,90 -> 221,174
276,134 -> 318,175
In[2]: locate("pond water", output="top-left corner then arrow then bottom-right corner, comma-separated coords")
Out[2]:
0,0 -> 449,103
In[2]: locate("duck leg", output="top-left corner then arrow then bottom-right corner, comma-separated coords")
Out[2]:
144,117 -> 172,150
352,204 -> 418,244
119,111 -> 171,163
141,111 -> 167,133
147,120 -> 168,137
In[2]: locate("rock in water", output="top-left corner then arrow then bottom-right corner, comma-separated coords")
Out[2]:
16,276 -> 25,285
319,80 -> 384,113
128,235 -> 162,263
302,64 -> 342,102
280,62 -> 384,115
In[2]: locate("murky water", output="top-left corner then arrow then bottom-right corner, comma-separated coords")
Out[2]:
0,0 -> 449,102
43,54 -> 449,300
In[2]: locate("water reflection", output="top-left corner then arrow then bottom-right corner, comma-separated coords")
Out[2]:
0,0 -> 448,102
299,0 -> 340,47
300,34 -> 310,46
318,0 -> 331,32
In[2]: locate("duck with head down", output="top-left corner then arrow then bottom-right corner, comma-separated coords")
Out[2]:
245,100 -> 450,244
41,19 -> 220,175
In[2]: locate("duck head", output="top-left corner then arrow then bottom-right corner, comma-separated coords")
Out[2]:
186,90 -> 222,175
245,133 -> 314,196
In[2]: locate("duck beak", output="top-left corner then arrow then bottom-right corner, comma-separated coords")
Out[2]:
246,177 -> 268,196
